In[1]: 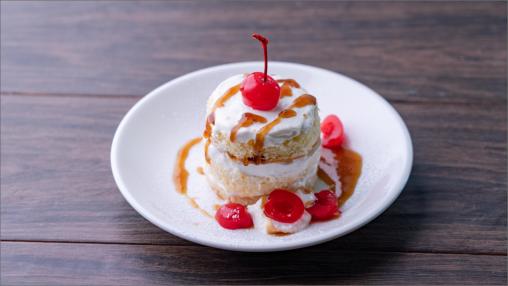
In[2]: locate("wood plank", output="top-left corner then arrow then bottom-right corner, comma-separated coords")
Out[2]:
1,94 -> 506,254
1,241 -> 506,285
1,1 -> 506,104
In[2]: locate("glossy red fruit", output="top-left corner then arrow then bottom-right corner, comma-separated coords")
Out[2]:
241,33 -> 280,111
306,190 -> 339,221
215,203 -> 253,230
263,189 -> 304,223
241,72 -> 280,110
321,114 -> 345,149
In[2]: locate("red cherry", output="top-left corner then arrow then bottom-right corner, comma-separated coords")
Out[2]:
241,72 -> 280,110
263,189 -> 304,223
215,203 -> 253,230
306,190 -> 340,221
241,33 -> 280,111
321,115 -> 345,149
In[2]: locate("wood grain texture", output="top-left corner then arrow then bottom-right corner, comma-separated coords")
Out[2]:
1,1 -> 507,284
1,94 -> 505,255
1,1 -> 506,104
1,242 -> 506,286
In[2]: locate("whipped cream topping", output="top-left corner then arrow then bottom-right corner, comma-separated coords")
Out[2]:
207,74 -> 317,147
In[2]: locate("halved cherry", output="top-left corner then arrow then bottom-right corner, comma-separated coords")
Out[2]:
215,203 -> 253,230
320,114 -> 345,149
263,189 -> 304,223
306,190 -> 340,221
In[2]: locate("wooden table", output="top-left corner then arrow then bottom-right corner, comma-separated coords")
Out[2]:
1,1 -> 506,285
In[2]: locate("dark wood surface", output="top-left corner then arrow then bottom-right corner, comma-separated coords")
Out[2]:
1,1 -> 506,285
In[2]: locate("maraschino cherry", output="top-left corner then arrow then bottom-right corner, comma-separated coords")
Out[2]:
263,189 -> 304,223
306,190 -> 340,221
321,114 -> 345,149
241,33 -> 280,111
215,203 -> 253,230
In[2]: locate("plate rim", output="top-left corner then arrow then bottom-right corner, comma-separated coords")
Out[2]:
111,61 -> 414,252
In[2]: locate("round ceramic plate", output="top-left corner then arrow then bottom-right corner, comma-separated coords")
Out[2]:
111,62 -> 413,252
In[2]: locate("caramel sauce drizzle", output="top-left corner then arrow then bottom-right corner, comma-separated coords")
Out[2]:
254,94 -> 316,156
204,139 -> 211,164
203,113 -> 214,139
278,79 -> 300,98
230,113 -> 267,142
173,137 -> 214,217
196,167 -> 205,175
290,94 -> 317,108
318,148 -> 363,207
277,79 -> 301,88
203,83 -> 242,165
173,137 -> 202,194
204,83 -> 241,139
254,110 -> 297,154
211,84 -> 241,114
336,148 -> 362,207
280,83 -> 293,98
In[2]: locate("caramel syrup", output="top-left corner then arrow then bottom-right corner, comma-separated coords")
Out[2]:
290,94 -> 317,108
173,137 -> 214,217
204,139 -> 211,164
211,84 -> 241,113
173,137 -> 202,194
230,113 -> 267,142
203,83 -> 243,165
203,113 -> 214,139
254,109 -> 297,154
196,167 -> 205,175
254,94 -> 316,155
277,79 -> 300,88
278,79 -> 301,98
280,83 -> 293,98
318,147 -> 362,207
204,83 -> 241,139
336,148 -> 362,207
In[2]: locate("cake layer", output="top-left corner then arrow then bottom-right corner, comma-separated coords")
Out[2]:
205,74 -> 320,164
204,143 -> 320,203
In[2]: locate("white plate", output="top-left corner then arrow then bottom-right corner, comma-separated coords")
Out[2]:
111,62 -> 413,252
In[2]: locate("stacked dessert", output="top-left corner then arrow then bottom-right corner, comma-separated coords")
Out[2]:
203,73 -> 321,204
172,33 -> 360,235
201,34 -> 346,234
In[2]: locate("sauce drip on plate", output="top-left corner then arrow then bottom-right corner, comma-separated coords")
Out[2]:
173,137 -> 214,217
173,137 -> 202,194
318,147 -> 362,207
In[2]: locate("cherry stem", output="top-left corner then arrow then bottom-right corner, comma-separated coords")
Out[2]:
252,33 -> 269,82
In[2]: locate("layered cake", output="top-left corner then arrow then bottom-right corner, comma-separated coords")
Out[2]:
173,33 -> 362,235
203,74 -> 320,204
